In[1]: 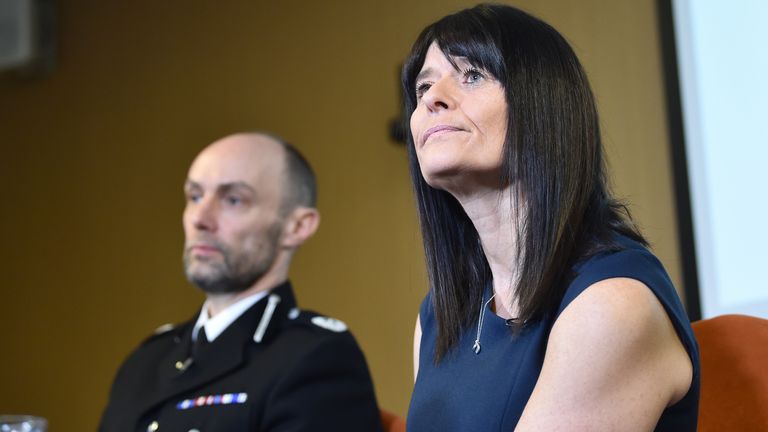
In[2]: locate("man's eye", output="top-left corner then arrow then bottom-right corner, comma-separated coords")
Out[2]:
226,196 -> 242,206
187,193 -> 201,203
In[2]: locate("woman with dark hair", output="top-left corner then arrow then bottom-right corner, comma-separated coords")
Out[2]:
403,4 -> 699,431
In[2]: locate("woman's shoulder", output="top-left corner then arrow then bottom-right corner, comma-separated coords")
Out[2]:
558,236 -> 680,341
574,234 -> 662,279
555,233 -> 698,358
553,233 -> 699,389
517,236 -> 699,429
559,234 -> 675,315
519,276 -> 695,430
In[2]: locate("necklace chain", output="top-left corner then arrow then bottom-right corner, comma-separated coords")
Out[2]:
472,292 -> 496,354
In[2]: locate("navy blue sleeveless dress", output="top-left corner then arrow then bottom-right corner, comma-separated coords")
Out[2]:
407,235 -> 700,431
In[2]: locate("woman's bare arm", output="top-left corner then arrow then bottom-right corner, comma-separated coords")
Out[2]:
515,278 -> 692,432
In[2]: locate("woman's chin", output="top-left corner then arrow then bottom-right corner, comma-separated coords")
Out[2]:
420,165 -> 461,188
420,165 -> 504,197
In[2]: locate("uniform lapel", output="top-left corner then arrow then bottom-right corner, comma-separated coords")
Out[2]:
133,281 -> 298,419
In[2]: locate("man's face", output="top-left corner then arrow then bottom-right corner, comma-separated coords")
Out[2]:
182,135 -> 287,294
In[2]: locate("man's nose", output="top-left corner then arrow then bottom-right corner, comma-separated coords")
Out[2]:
191,197 -> 218,232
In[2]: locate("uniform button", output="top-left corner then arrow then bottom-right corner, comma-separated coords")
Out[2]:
188,429 -> 200,432
147,420 -> 159,431
175,358 -> 192,371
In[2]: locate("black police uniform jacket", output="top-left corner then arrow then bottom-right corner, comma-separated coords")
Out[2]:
100,281 -> 383,432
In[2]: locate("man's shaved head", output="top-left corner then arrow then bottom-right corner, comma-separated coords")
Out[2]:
195,132 -> 316,210
182,132 -> 318,295
271,135 -> 317,213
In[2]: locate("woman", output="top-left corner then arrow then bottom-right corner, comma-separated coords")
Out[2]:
403,4 -> 699,431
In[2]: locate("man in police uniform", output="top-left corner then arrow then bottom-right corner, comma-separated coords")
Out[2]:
100,133 -> 383,432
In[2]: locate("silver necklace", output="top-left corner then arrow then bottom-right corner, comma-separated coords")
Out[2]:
472,292 -> 496,354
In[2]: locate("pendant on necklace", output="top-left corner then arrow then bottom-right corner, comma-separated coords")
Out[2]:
472,339 -> 481,354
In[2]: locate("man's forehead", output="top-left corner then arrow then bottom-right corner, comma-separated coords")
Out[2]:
186,134 -> 285,191
185,179 -> 254,191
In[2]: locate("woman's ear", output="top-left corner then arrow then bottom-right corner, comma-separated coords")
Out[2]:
281,207 -> 320,248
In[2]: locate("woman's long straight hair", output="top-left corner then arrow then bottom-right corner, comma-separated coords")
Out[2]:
402,4 -> 647,361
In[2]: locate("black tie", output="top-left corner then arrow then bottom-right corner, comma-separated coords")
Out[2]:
192,327 -> 210,358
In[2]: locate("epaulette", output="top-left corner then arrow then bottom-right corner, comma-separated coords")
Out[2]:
287,309 -> 349,333
140,322 -> 180,345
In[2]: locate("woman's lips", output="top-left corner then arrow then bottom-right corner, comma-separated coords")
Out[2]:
422,125 -> 463,145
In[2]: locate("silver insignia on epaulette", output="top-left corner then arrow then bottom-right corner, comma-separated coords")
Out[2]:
310,316 -> 348,332
154,323 -> 175,334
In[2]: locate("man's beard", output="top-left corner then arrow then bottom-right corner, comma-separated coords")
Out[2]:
183,226 -> 281,295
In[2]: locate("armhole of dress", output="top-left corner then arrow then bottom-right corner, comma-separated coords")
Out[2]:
561,249 -> 700,404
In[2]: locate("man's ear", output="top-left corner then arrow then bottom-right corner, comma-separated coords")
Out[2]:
281,207 -> 320,248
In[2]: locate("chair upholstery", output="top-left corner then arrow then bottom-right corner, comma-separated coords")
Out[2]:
380,409 -> 406,432
692,314 -> 768,431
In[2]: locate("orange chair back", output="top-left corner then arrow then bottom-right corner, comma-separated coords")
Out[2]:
380,409 -> 406,432
692,314 -> 768,431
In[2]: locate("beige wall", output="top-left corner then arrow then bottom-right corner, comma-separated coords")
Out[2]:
0,1 -> 680,430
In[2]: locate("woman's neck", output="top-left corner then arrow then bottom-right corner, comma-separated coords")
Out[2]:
454,186 -> 521,319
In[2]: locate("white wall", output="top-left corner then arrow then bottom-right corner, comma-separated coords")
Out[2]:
673,0 -> 768,318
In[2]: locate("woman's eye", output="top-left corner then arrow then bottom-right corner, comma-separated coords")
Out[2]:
463,68 -> 484,84
416,82 -> 432,99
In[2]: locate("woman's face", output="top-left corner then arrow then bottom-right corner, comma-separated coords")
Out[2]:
410,42 -> 508,193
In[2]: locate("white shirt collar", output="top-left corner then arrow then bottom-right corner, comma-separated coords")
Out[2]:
192,290 -> 270,342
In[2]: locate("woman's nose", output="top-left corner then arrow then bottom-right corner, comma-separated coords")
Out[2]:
422,78 -> 456,112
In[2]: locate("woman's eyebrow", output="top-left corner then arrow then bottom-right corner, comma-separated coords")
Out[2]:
416,67 -> 436,82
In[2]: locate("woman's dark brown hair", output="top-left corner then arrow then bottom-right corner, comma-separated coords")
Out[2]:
402,4 -> 646,361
